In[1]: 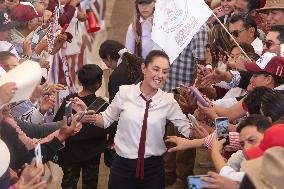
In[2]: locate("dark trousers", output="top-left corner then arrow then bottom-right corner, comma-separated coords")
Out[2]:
61,154 -> 101,189
108,155 -> 165,189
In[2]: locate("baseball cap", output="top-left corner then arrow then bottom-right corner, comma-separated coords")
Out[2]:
244,124 -> 284,160
11,2 -> 43,22
242,146 -> 284,189
136,0 -> 154,4
0,139 -> 10,177
245,52 -> 284,78
0,10 -> 14,31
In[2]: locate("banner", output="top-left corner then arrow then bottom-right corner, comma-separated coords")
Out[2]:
0,60 -> 42,106
152,0 -> 212,63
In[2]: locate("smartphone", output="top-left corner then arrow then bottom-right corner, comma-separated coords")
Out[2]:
188,175 -> 210,189
189,86 -> 209,107
76,98 -> 109,122
88,97 -> 109,113
35,144 -> 42,167
60,24 -> 69,34
215,117 -> 230,145
31,27 -> 45,49
65,101 -> 73,126
280,44 -> 284,57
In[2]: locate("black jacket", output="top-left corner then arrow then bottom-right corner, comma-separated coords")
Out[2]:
53,93 -> 107,165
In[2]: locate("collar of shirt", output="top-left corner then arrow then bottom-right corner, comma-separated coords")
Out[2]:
133,82 -> 163,108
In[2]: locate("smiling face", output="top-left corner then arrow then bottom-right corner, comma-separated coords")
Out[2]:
221,0 -> 236,15
239,125 -> 264,150
141,56 -> 170,91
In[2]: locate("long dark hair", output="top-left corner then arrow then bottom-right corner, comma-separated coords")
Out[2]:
99,40 -> 143,83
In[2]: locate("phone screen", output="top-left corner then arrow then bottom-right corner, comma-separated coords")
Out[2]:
188,175 -> 209,189
215,117 -> 230,144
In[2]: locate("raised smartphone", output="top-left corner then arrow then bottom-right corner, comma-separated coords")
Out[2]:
189,86 -> 209,107
65,101 -> 73,126
188,175 -> 210,189
215,117 -> 230,145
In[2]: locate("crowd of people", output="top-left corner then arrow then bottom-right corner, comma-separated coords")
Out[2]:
0,0 -> 284,189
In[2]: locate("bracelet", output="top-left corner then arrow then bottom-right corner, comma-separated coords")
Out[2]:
22,54 -> 31,60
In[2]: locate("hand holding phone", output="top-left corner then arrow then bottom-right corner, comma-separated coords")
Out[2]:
65,101 -> 73,126
189,86 -> 209,107
188,175 -> 210,189
215,117 -> 230,145
35,144 -> 42,167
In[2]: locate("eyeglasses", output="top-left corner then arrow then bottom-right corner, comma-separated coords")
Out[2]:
229,29 -> 246,38
221,0 -> 232,2
265,40 -> 281,49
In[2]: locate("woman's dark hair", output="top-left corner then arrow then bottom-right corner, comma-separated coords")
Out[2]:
99,40 -> 125,61
121,52 -> 143,83
99,40 -> 143,83
243,86 -> 275,114
261,92 -> 284,122
144,50 -> 169,66
230,43 -> 259,61
208,24 -> 232,66
77,64 -> 103,91
237,114 -> 271,133
230,43 -> 255,55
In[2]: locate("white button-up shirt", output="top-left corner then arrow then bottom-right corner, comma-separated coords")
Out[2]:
125,17 -> 158,59
101,83 -> 192,159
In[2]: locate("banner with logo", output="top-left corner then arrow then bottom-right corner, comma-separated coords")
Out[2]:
152,0 -> 212,63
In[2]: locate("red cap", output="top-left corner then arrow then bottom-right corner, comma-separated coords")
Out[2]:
244,124 -> 284,160
11,2 -> 43,22
245,52 -> 284,78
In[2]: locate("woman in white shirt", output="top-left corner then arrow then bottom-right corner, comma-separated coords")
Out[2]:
125,0 -> 156,59
89,50 -> 193,189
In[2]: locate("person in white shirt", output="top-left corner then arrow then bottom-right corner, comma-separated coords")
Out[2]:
125,0 -> 157,59
88,50 -> 194,189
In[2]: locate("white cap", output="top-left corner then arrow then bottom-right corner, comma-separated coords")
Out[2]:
0,139 -> 10,177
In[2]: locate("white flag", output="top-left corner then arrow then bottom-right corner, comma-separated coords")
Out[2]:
152,0 -> 212,63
